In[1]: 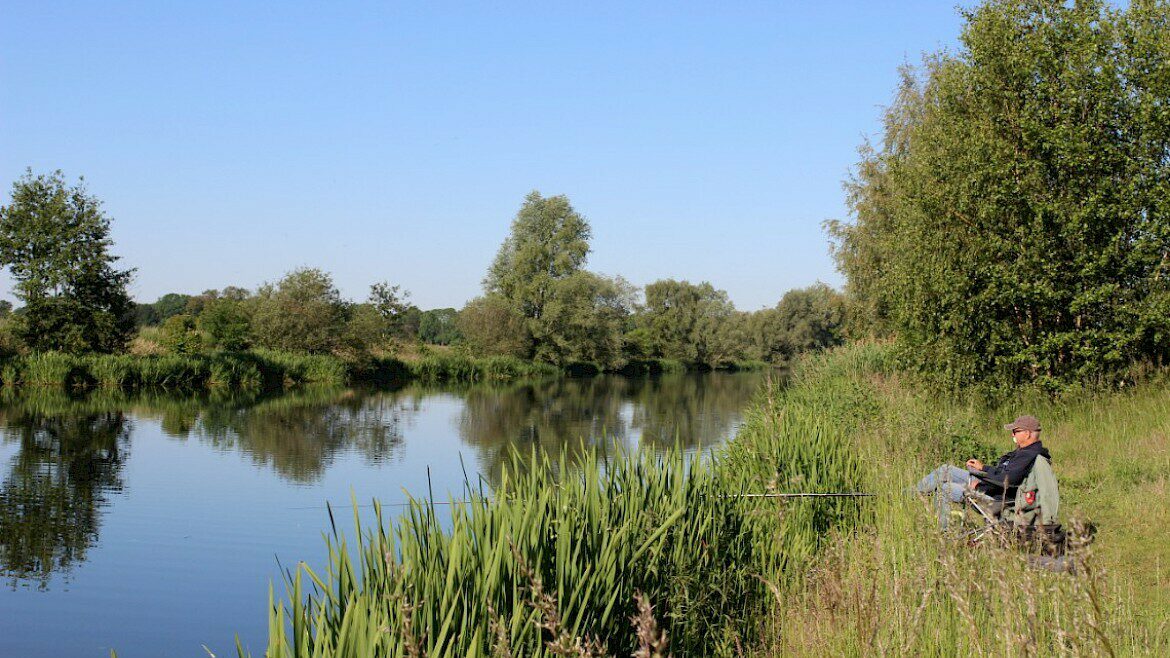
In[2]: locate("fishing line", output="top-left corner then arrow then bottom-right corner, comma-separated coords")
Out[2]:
285,491 -> 876,510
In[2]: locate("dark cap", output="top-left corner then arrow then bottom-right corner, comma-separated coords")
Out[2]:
1004,415 -> 1041,433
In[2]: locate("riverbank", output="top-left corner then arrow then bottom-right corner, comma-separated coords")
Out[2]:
242,341 -> 1169,656
240,346 -> 873,656
0,350 -> 560,391
0,350 -> 766,393
753,344 -> 1170,656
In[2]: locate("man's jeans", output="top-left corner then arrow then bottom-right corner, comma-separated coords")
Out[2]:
916,464 -> 975,502
916,464 -> 993,528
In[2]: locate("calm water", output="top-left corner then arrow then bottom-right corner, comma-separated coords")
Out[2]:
0,372 -> 763,657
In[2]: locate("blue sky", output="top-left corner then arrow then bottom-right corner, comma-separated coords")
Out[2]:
0,1 -> 965,311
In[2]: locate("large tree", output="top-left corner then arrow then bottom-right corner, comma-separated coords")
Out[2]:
829,0 -> 1170,389
533,272 -> 635,370
0,170 -> 135,353
484,191 -> 591,355
746,284 -> 846,364
457,295 -> 532,358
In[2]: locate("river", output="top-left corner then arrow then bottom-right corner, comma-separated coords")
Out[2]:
0,371 -> 764,657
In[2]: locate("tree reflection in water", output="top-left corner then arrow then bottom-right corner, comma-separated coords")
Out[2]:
179,388 -> 417,482
0,372 -> 762,587
0,407 -> 129,589
457,372 -> 763,482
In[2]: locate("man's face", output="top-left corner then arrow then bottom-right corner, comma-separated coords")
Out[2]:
1012,429 -> 1036,447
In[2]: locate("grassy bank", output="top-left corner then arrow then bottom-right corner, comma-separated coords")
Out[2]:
0,350 -> 558,392
752,343 -> 1170,656
240,349 -> 871,657
244,341 -> 1170,656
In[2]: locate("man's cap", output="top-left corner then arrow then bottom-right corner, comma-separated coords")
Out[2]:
1004,415 -> 1041,432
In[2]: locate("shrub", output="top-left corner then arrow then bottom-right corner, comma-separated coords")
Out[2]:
159,315 -> 204,354
200,299 -> 252,351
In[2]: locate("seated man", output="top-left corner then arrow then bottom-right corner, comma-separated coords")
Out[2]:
916,415 -> 1051,508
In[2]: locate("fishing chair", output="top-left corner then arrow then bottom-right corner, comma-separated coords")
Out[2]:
961,456 -> 1069,557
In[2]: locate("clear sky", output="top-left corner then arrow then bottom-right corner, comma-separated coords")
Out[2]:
0,1 -> 965,311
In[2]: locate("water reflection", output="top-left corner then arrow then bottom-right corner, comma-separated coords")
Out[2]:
456,373 -> 761,479
0,371 -> 762,589
0,409 -> 129,589
180,390 -> 417,482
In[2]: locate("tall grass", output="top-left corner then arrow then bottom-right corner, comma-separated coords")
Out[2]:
241,353 -> 870,657
244,341 -> 1170,656
257,450 -> 762,656
752,342 -> 1170,656
407,353 -> 558,383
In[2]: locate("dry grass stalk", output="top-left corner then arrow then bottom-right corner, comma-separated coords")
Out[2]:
488,605 -> 514,658
630,591 -> 670,658
511,542 -> 608,657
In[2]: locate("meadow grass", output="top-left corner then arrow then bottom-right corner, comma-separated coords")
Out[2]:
752,343 -> 1170,656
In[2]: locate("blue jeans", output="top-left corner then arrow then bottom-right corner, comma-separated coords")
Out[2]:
916,464 -> 993,529
916,464 -> 975,503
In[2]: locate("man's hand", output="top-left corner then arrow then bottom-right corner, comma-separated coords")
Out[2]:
966,459 -> 984,472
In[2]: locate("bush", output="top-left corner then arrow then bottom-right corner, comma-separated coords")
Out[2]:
159,315 -> 204,354
251,268 -> 349,354
200,299 -> 252,351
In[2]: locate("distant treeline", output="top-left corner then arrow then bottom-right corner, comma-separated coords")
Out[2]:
0,174 -> 846,374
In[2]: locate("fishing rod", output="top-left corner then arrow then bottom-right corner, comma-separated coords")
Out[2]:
287,491 -> 876,510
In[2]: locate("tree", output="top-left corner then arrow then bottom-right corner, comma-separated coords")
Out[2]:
418,308 -> 462,345
830,0 -> 1170,389
369,281 -> 415,339
199,298 -> 252,350
485,192 -> 591,331
250,268 -> 350,353
533,272 -> 635,370
458,296 -> 532,358
341,303 -> 389,355
639,280 -> 738,367
746,284 -> 846,364
0,171 -> 135,353
159,314 -> 203,354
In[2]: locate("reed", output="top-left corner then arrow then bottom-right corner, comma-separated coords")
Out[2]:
407,353 -> 558,383
242,350 -> 868,657
243,340 -> 1170,656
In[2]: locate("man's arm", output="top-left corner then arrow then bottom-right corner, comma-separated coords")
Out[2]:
978,453 -> 1035,491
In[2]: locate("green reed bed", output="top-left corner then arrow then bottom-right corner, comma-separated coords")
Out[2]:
0,351 -> 561,394
406,353 -> 559,384
243,354 -> 868,657
254,453 -> 779,657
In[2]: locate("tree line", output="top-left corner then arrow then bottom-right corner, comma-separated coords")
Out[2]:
0,173 -> 845,371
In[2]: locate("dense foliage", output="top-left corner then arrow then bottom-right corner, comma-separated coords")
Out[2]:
417,308 -> 461,345
250,268 -> 350,354
0,171 -> 135,353
830,0 -> 1170,389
